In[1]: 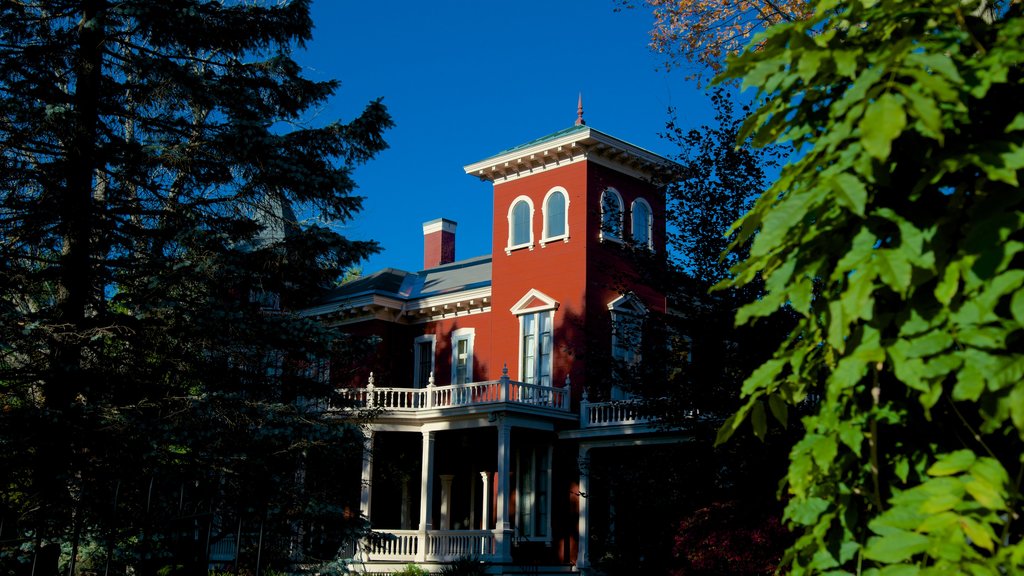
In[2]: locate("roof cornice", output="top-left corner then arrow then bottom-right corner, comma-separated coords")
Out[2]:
463,126 -> 679,184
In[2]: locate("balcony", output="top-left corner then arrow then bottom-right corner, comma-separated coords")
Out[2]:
333,372 -> 571,418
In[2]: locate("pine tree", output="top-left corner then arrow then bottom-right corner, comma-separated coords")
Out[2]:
0,1 -> 391,572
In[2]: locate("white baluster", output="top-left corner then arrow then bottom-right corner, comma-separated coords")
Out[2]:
367,372 -> 375,408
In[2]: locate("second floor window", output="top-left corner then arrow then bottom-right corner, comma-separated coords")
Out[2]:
451,328 -> 474,385
521,311 -> 553,386
507,196 -> 534,252
413,335 -> 435,388
600,188 -> 623,242
631,198 -> 652,249
542,188 -> 568,243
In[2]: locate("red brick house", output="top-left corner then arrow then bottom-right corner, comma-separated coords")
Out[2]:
307,113 -> 689,574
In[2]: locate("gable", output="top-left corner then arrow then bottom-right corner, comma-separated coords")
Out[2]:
510,288 -> 559,315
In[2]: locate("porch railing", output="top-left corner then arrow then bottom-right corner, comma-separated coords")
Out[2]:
362,529 -> 495,562
336,372 -> 570,413
580,399 -> 654,428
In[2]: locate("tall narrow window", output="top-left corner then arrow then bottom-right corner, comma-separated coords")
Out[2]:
608,294 -> 648,400
507,196 -> 535,253
450,328 -> 474,385
516,445 -> 552,538
542,187 -> 569,244
520,311 -> 553,386
600,188 -> 623,243
413,335 -> 435,388
631,198 -> 652,249
511,289 -> 559,387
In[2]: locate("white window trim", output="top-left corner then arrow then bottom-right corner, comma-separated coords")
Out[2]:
630,197 -> 654,251
506,195 -> 535,255
511,289 -> 558,386
608,294 -> 648,400
599,188 -> 624,244
450,327 -> 475,385
540,186 -> 570,247
413,334 -> 436,388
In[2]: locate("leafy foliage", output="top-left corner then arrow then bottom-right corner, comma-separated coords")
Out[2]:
0,0 -> 390,572
716,0 -> 1024,573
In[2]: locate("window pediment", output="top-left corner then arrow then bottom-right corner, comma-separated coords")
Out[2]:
511,288 -> 559,315
607,293 -> 648,316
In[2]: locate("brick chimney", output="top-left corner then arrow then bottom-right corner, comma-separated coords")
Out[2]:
423,218 -> 457,269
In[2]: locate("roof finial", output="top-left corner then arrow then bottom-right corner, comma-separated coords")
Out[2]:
575,92 -> 586,126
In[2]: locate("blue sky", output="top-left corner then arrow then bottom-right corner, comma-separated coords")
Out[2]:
298,0 -> 713,274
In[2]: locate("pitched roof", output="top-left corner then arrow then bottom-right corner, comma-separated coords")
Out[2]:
306,255 -> 492,319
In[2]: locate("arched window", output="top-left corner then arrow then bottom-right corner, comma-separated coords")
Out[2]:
506,196 -> 534,253
542,187 -> 569,244
600,188 -> 623,243
631,198 -> 653,249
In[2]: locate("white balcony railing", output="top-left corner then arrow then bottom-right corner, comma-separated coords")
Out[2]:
335,371 -> 570,414
580,398 -> 654,428
362,529 -> 495,562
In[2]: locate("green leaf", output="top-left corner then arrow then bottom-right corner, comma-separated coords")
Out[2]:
963,476 -> 1006,510
785,496 -> 830,525
959,516 -> 995,552
799,51 -> 824,83
829,172 -> 868,217
934,262 -> 960,306
833,49 -> 859,78
828,299 -> 847,352
768,393 -> 789,428
927,450 -> 976,476
1006,112 -> 1024,132
863,530 -> 929,563
860,93 -> 907,160
875,248 -> 912,293
811,434 -> 838,470
1011,289 -> 1024,326
751,399 -> 767,441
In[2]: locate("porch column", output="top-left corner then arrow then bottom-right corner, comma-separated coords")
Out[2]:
359,429 -> 375,520
479,471 -> 492,530
495,420 -> 513,562
440,474 -> 455,530
480,471 -> 492,556
576,445 -> 591,571
418,430 -> 436,561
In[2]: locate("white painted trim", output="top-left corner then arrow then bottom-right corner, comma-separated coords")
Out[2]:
413,334 -> 436,388
463,127 -> 679,184
630,197 -> 654,251
509,288 -> 559,315
599,188 -> 624,244
506,195 -> 535,255
540,186 -> 571,246
422,218 -> 457,235
607,293 -> 649,315
450,328 -> 475,385
515,308 -> 555,385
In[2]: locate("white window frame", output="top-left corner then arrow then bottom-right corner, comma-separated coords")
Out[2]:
450,328 -> 475,385
413,334 -> 436,388
540,186 -> 570,246
506,196 -> 535,254
630,197 -> 654,250
608,294 -> 648,400
600,188 -> 624,244
510,289 -> 559,386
